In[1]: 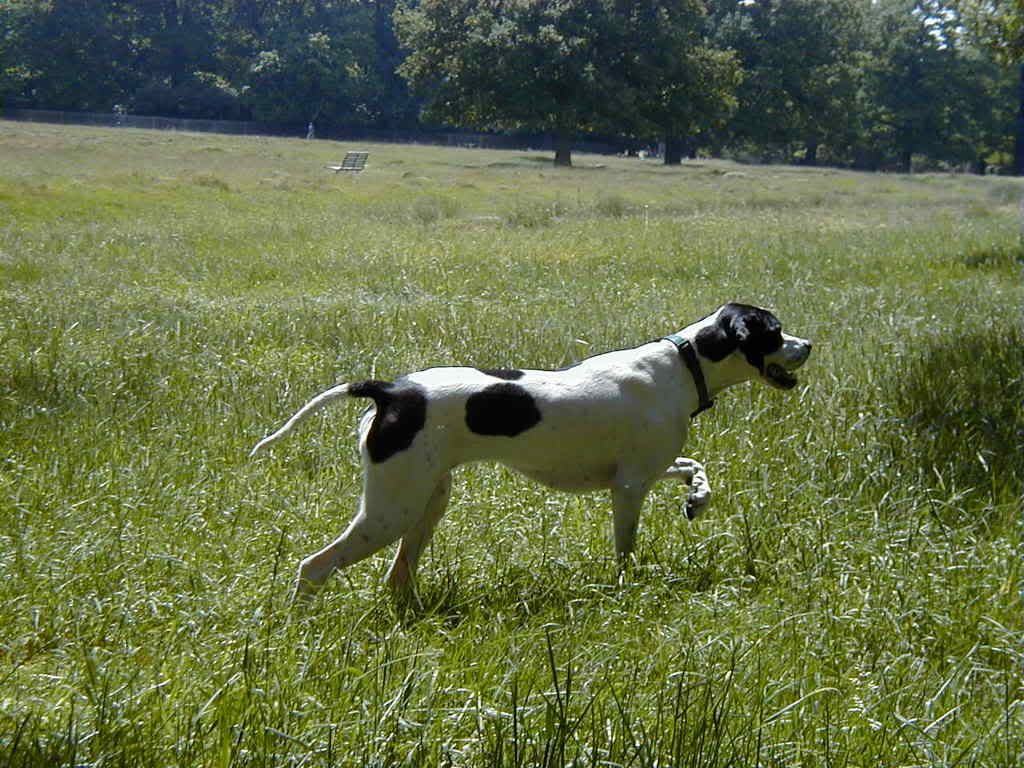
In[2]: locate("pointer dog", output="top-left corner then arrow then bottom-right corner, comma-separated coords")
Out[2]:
252,303 -> 812,603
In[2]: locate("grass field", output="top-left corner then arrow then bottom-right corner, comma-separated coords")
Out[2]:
1,121 -> 1022,767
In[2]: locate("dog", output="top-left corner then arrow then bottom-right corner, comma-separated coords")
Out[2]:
251,303 -> 812,604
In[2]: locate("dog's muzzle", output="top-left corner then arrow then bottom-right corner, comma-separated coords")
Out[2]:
763,336 -> 812,389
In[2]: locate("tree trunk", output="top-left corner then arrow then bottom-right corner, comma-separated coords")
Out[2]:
163,0 -> 186,89
554,132 -> 572,167
900,148 -> 912,173
802,140 -> 819,166
1015,62 -> 1024,176
663,135 -> 684,165
374,0 -> 402,128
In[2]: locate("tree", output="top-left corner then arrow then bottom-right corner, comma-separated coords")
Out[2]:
957,0 -> 1024,60
373,0 -> 420,127
396,0 -> 615,166
1,0 -> 139,111
860,0 -> 1002,171
128,0 -> 246,119
615,0 -> 742,164
231,1 -> 383,128
951,45 -> 1019,171
396,0 -> 741,166
0,1 -> 35,107
956,0 -> 1024,172
709,0 -> 867,166
0,0 -> 407,128
862,0 -> 949,170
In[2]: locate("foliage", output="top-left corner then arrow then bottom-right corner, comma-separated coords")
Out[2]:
397,0 -> 610,165
395,0 -> 742,166
0,0 -> 399,126
860,0 -> 968,170
614,1 -> 742,163
957,0 -> 1024,62
0,0 -> 1020,168
710,0 -> 867,166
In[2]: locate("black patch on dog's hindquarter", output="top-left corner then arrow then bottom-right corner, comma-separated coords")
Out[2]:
478,368 -> 525,381
466,383 -> 541,437
349,379 -> 427,463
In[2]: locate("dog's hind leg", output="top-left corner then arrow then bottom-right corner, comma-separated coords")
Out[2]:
385,471 -> 453,602
291,472 -> 439,605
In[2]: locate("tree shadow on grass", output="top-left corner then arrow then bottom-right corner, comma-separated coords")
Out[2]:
961,242 -> 1024,271
886,321 -> 1024,504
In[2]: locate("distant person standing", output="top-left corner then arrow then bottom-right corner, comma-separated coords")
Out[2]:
306,122 -> 315,140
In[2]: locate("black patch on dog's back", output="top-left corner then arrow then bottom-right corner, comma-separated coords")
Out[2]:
465,383 -> 541,437
349,379 -> 427,463
478,368 -> 525,380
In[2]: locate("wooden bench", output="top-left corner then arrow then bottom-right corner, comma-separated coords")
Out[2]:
326,151 -> 369,173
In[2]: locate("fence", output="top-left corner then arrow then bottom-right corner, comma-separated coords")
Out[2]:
2,108 -> 281,136
1,107 -> 624,155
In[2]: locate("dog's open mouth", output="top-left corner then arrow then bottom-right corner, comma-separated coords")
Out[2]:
765,363 -> 798,389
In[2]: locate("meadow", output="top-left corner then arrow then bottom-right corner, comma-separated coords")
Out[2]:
0,121 -> 1021,767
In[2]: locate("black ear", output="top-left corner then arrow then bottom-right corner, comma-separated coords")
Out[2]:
734,314 -> 765,371
729,313 -> 753,345
727,304 -> 783,372
695,319 -> 737,361
695,304 -> 745,361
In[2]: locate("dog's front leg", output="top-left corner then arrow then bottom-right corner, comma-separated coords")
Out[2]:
663,457 -> 711,519
611,480 -> 652,561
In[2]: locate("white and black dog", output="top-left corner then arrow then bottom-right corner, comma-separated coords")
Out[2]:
252,303 -> 812,603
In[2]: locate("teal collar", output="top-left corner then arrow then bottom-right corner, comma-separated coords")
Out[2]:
664,334 -> 714,417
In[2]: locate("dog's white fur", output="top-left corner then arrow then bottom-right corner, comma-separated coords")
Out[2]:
252,303 -> 811,604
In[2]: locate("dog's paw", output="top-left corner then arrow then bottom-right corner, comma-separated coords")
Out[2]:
675,458 -> 711,520
684,484 -> 711,520
665,456 -> 699,482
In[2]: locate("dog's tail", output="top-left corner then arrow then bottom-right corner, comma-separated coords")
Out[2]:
249,383 -> 352,457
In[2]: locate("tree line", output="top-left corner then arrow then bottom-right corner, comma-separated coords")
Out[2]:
0,0 -> 1019,170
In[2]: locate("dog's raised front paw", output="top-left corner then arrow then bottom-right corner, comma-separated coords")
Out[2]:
666,457 -> 711,519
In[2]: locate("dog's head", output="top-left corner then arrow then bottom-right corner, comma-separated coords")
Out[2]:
695,303 -> 812,389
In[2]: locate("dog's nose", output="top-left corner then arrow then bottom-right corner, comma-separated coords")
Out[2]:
788,339 -> 812,365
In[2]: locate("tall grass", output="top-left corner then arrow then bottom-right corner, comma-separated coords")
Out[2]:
1,121 -> 1021,766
